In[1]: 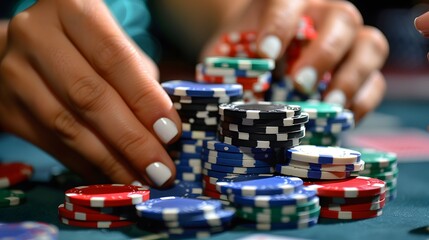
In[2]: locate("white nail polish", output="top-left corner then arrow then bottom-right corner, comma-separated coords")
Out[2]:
295,67 -> 317,94
259,35 -> 281,59
131,180 -> 143,186
324,89 -> 346,106
153,117 -> 178,144
145,162 -> 172,187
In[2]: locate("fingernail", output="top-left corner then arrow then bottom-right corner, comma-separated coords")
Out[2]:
259,35 -> 281,59
295,67 -> 317,94
131,180 -> 143,186
153,117 -> 178,144
324,89 -> 346,106
145,162 -> 172,187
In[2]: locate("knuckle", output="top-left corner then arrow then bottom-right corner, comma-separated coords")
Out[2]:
129,81 -> 160,113
363,26 -> 390,58
334,1 -> 363,27
97,153 -> 124,179
116,130 -> 150,159
8,13 -> 35,45
93,35 -> 137,76
68,75 -> 108,112
53,109 -> 81,140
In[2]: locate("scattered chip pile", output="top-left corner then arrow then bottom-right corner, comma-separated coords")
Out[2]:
0,221 -> 59,240
58,184 -> 150,228
196,57 -> 274,102
215,175 -> 320,230
286,101 -> 355,146
136,196 -> 235,239
276,145 -> 363,180
161,80 -> 243,182
0,162 -> 33,208
305,176 -> 387,220
352,148 -> 398,202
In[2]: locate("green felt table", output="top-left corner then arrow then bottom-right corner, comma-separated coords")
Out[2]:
1,99 -> 429,239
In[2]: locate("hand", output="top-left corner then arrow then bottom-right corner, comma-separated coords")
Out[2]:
202,0 -> 389,123
414,11 -> 429,60
0,0 -> 181,187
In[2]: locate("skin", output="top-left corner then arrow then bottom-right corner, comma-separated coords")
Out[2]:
0,0 -> 389,186
414,11 -> 429,60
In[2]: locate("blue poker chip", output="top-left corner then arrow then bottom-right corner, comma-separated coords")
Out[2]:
136,197 -> 222,221
215,175 -> 303,197
202,168 -> 241,179
181,130 -> 217,140
169,151 -> 201,160
156,209 -> 235,228
150,181 -> 203,198
175,172 -> 202,182
0,221 -> 58,240
201,154 -> 274,168
227,187 -> 317,207
174,158 -> 201,168
176,165 -> 201,174
201,148 -> 275,160
285,145 -> 361,164
203,140 -> 275,154
161,80 -> 243,97
275,164 -> 358,180
203,162 -> 274,174
240,217 -> 318,230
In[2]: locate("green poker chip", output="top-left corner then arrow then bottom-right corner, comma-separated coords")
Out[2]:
235,197 -> 319,217
0,189 -> 26,207
353,148 -> 397,169
205,57 -> 275,71
236,205 -> 321,223
282,101 -> 343,119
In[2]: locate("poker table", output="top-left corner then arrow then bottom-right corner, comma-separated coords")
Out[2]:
1,99 -> 429,240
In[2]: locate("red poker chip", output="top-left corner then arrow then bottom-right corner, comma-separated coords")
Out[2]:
304,177 -> 386,198
322,197 -> 386,212
65,184 -> 150,207
319,208 -> 383,220
58,204 -> 135,221
319,192 -> 386,205
0,162 -> 33,188
215,42 -> 258,58
221,31 -> 257,44
202,178 -> 218,192
203,189 -> 228,201
59,217 -> 134,228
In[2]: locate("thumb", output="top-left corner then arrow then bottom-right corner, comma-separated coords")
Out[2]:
256,0 -> 306,60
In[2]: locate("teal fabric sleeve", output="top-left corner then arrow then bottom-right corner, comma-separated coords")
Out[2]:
12,0 -> 160,62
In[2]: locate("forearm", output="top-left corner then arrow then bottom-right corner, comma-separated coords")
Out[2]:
0,20 -> 8,54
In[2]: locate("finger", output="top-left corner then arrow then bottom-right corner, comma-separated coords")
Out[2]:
414,11 -> 429,37
323,26 -> 389,108
11,9 -> 176,188
3,52 -> 143,184
290,1 -> 363,94
256,0 -> 307,59
57,0 -> 181,145
350,70 -> 386,124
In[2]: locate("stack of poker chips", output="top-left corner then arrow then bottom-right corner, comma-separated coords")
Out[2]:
58,184 -> 150,228
0,222 -> 59,240
161,80 -> 243,182
276,145 -> 363,180
136,196 -> 235,238
286,101 -> 355,147
201,140 -> 277,200
352,147 -> 398,202
196,57 -> 274,102
0,162 -> 33,208
305,176 -> 387,220
215,175 -> 320,230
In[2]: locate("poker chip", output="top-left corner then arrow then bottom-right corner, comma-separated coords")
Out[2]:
181,116 -> 218,126
203,189 -> 230,201
219,102 -> 301,120
62,201 -> 134,215
237,197 -> 320,216
135,197 -> 222,221
196,63 -> 269,78
0,221 -> 58,240
241,217 -> 319,230
219,121 -> 303,134
221,31 -> 257,44
65,184 -> 150,207
202,155 -> 273,168
285,145 -> 361,164
285,159 -> 365,172
170,95 -> 241,104
58,204 -> 134,221
319,192 -> 386,205
237,206 -> 321,223
0,189 -> 26,207
203,140 -> 274,154
174,102 -> 219,111
162,80 -> 243,97
227,187 -> 317,207
215,175 -> 303,197
205,57 -> 275,71
204,162 -> 274,175
287,101 -> 343,119
219,126 -> 305,142
353,147 -> 397,169
181,130 -> 217,140
0,162 -> 33,188
219,135 -> 301,149
220,112 -> 309,126
59,217 -> 134,228
323,197 -> 386,212
319,208 -> 383,220
201,148 -> 275,160
275,164 -> 358,180
305,176 -> 386,198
